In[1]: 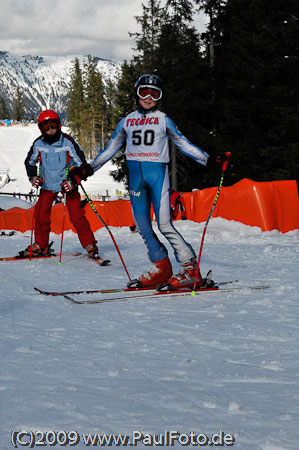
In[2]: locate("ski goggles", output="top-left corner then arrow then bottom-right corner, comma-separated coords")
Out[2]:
41,120 -> 58,131
137,86 -> 162,101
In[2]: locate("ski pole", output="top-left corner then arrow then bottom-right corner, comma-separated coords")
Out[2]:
58,193 -> 67,265
192,152 -> 231,293
29,187 -> 40,262
59,152 -> 70,264
79,183 -> 131,281
30,157 -> 43,262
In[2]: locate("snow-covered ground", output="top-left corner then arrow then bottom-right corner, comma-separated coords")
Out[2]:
1,124 -> 299,450
0,218 -> 298,450
0,123 -> 126,203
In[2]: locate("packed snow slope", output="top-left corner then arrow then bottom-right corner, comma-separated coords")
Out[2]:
0,123 -> 125,200
0,218 -> 298,450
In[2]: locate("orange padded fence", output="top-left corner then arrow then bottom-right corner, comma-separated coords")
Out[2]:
183,178 -> 299,233
1,179 -> 298,233
0,199 -> 134,234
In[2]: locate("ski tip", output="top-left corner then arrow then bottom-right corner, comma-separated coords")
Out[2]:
100,259 -> 111,266
91,258 -> 111,266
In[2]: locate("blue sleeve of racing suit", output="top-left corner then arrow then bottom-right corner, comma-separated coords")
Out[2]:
90,118 -> 126,172
166,116 -> 209,166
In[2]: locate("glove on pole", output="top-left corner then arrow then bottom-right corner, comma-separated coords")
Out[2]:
30,176 -> 43,188
192,152 -> 231,293
79,183 -> 131,281
60,179 -> 75,193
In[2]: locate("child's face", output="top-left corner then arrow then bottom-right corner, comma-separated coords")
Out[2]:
137,86 -> 162,110
139,97 -> 158,110
41,120 -> 58,135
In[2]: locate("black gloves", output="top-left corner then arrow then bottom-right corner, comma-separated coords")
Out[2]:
69,163 -> 94,186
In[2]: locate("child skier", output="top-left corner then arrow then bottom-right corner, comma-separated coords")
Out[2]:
76,74 -> 209,289
20,110 -> 98,259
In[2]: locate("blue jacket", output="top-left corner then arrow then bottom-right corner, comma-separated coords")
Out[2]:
25,132 -> 88,192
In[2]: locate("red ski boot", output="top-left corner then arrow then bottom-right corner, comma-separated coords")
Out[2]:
128,257 -> 173,289
18,242 -> 54,258
166,258 -> 203,290
85,243 -> 100,259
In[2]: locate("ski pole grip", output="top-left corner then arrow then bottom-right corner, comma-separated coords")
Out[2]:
222,152 -> 231,172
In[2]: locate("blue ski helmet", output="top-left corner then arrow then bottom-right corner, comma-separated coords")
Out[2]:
134,74 -> 163,109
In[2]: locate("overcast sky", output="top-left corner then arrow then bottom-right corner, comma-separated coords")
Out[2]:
0,0 -> 207,63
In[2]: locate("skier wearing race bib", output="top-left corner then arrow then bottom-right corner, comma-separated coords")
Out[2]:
76,74 -> 209,289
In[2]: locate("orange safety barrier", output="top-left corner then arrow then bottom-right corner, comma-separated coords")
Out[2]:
0,199 -> 134,234
0,179 -> 298,233
184,178 -> 299,233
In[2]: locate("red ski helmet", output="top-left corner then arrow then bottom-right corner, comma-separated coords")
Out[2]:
38,109 -> 61,134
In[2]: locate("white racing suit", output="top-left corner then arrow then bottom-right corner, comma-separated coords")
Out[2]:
91,109 -> 209,263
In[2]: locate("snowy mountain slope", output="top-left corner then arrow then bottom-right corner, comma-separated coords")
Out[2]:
0,220 -> 298,450
0,51 -> 121,119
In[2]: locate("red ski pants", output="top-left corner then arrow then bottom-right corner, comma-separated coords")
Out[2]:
34,189 -> 96,249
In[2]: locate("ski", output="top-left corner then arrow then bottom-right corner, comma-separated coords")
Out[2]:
0,251 -> 82,262
0,252 -> 110,264
64,284 -> 270,305
33,278 -> 237,297
34,285 -> 157,296
0,231 -> 16,236
0,254 -> 57,261
89,257 -> 111,266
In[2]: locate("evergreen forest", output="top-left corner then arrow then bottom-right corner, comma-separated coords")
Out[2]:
67,0 -> 299,191
1,88 -> 27,122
